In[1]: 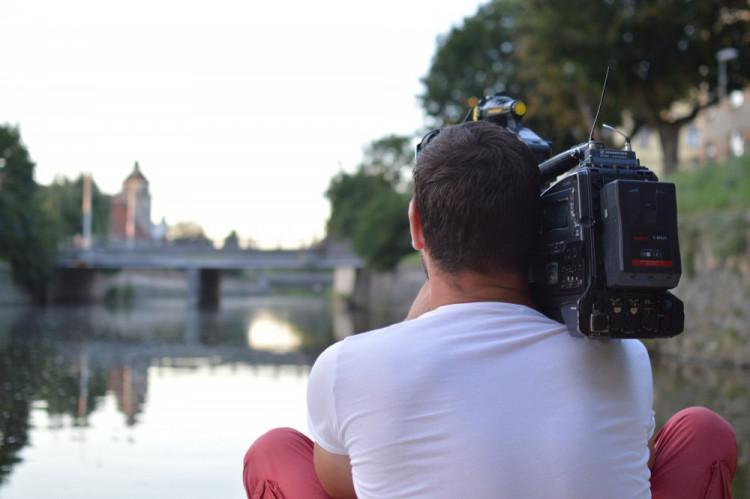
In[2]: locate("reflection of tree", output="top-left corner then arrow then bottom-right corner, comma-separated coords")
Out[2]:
198,309 -> 242,346
0,318 -> 34,485
38,353 -> 108,425
0,312 -> 108,484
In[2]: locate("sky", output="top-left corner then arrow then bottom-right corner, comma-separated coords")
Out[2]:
1,0 -> 486,248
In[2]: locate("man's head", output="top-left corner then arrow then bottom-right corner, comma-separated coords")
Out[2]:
412,120 -> 541,276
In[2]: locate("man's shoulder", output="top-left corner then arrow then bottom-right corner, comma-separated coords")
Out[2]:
341,319 -> 420,349
313,320 -> 415,366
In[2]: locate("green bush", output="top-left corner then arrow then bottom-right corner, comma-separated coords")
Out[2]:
668,156 -> 750,274
665,155 -> 750,214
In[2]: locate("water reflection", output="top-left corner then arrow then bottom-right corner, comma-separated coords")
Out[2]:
0,296 -> 337,493
651,355 -> 750,497
0,298 -> 747,498
247,312 -> 303,353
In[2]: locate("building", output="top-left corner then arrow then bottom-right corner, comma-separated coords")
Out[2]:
109,162 -> 155,246
696,87 -> 749,164
628,87 -> 749,174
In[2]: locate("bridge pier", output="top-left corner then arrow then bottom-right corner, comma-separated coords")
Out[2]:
187,268 -> 222,309
52,268 -> 98,304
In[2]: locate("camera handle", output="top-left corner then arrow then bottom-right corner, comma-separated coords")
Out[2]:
538,143 -> 588,185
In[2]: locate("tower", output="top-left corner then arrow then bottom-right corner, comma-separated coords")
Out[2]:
109,162 -> 153,246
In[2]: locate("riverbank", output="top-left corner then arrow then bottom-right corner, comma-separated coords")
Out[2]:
0,261 -> 29,306
646,209 -> 750,367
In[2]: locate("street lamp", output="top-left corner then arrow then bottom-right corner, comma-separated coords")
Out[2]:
82,173 -> 92,250
716,47 -> 739,102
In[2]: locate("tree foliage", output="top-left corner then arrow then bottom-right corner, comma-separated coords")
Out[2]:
0,125 -> 58,302
351,187 -> 412,272
421,1 -> 524,123
168,221 -> 213,246
325,134 -> 414,272
0,312 -> 109,483
222,230 -> 241,249
420,0 -> 584,150
326,171 -> 395,239
421,0 -> 750,172
39,174 -> 111,243
360,134 -> 419,188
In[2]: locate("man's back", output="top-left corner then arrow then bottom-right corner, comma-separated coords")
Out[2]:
308,302 -> 654,498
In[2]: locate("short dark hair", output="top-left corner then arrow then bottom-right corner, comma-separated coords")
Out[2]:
413,120 -> 541,275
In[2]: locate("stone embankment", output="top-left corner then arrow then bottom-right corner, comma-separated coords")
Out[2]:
646,209 -> 750,367
352,261 -> 426,328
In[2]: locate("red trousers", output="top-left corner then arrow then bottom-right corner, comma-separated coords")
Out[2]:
243,406 -> 738,499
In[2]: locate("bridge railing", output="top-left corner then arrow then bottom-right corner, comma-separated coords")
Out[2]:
57,241 -> 363,271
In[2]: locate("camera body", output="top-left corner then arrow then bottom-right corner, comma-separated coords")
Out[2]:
469,94 -> 684,338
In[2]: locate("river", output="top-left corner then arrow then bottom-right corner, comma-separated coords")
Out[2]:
0,296 -> 747,498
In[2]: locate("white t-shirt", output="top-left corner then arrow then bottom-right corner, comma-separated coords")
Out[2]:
307,302 -> 654,498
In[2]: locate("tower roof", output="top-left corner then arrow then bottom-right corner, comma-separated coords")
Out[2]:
124,161 -> 148,185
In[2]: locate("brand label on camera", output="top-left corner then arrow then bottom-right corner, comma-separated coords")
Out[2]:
631,233 -> 673,268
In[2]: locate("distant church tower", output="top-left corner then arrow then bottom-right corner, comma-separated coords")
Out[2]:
109,162 -> 153,246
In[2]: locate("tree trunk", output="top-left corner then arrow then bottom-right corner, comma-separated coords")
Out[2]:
657,123 -> 681,174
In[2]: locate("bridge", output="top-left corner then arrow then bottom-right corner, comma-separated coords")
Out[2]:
56,242 -> 364,308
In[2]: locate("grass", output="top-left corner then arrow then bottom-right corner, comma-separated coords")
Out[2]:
664,155 -> 750,214
662,155 -> 750,274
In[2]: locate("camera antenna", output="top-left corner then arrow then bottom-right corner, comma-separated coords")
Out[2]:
589,66 -> 610,147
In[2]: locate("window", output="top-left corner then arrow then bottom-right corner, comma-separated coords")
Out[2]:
730,131 -> 744,157
729,90 -> 744,109
686,125 -> 699,148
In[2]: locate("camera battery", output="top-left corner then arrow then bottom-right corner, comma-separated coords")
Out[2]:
600,180 -> 681,289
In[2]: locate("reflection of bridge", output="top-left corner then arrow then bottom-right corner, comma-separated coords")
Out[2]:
74,340 -> 320,371
63,334 -> 323,427
56,244 -> 363,308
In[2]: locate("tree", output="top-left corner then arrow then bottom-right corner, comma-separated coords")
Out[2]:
359,135 -> 415,189
0,126 -> 58,302
326,171 -> 394,239
419,0 -> 582,151
521,0 -> 750,172
168,221 -> 213,246
325,134 -> 415,272
421,0 -> 750,172
351,187 -> 412,272
223,230 -> 241,249
40,174 -> 111,243
420,0 -> 523,124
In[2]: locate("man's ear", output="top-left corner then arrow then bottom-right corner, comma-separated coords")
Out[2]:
409,199 -> 425,250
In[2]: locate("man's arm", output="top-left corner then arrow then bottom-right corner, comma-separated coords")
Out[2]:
648,436 -> 655,470
313,443 -> 356,498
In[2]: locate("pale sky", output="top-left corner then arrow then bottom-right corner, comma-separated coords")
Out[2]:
1,0 -> 485,248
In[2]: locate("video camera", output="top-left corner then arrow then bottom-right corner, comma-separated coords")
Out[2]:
462,92 -> 684,339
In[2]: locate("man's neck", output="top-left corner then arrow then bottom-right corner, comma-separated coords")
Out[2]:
428,267 -> 537,311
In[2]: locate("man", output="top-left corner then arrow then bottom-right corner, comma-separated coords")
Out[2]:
244,120 -> 737,498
